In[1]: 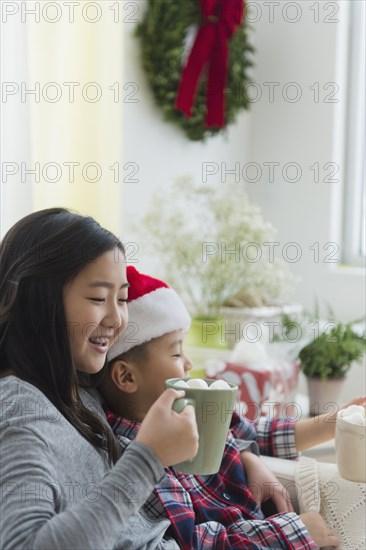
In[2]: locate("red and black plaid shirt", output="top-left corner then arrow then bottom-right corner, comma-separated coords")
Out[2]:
106,409 -> 316,550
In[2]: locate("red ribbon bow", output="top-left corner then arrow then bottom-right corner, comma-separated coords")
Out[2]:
176,0 -> 244,128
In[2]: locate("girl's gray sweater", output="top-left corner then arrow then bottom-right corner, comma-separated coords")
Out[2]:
0,375 -> 177,550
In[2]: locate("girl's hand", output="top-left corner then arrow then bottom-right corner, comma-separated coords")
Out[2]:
241,451 -> 293,514
136,389 -> 199,467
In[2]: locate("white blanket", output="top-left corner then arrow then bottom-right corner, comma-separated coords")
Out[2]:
263,455 -> 366,550
295,456 -> 366,550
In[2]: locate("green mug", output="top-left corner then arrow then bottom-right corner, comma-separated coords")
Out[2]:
165,377 -> 238,475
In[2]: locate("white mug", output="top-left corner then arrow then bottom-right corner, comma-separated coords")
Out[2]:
336,410 -> 366,483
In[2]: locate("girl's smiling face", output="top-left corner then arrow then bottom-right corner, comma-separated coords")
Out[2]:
63,248 -> 129,374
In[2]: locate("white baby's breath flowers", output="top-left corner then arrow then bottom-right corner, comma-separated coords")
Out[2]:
142,178 -> 298,317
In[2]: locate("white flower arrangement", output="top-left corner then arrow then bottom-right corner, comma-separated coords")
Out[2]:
142,178 -> 298,317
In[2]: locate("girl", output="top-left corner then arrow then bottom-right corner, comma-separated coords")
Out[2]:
0,208 -> 198,549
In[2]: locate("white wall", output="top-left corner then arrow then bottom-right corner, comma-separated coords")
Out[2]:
2,2 -> 363,322
122,1 -> 365,400
244,0 -> 365,323
1,2 -> 363,397
122,1 -> 365,323
121,13 -> 253,264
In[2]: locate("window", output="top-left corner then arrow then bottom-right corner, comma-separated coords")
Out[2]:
342,0 -> 366,267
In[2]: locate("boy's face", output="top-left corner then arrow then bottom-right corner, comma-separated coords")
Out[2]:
133,330 -> 192,417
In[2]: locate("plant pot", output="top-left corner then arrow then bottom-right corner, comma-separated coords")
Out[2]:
185,317 -> 229,349
219,303 -> 303,350
185,317 -> 229,378
306,377 -> 346,416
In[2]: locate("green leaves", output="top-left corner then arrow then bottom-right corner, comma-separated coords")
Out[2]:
136,0 -> 254,141
299,322 -> 366,380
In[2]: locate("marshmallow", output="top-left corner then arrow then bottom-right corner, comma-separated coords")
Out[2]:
173,380 -> 190,389
341,405 -> 366,418
343,413 -> 366,426
186,378 -> 209,389
340,405 -> 366,426
209,380 -> 231,390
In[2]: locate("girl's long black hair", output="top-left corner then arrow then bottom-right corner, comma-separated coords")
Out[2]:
0,208 -> 122,464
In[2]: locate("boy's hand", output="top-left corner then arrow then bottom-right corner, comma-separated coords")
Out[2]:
240,451 -> 293,514
136,389 -> 199,467
300,511 -> 339,548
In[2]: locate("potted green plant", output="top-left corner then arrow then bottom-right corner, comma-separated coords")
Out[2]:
298,321 -> 366,415
140,178 -> 298,364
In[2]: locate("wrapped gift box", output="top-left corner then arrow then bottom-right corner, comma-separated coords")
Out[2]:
204,358 -> 300,420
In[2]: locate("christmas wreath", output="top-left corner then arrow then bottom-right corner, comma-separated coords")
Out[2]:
136,0 -> 254,141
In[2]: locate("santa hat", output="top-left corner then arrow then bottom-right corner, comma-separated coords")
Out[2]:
107,266 -> 191,361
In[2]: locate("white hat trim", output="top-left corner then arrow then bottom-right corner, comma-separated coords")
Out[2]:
108,287 -> 191,361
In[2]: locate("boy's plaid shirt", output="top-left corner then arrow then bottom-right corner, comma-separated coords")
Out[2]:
105,409 -> 316,550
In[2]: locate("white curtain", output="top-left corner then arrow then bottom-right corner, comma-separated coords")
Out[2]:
1,1 -> 123,237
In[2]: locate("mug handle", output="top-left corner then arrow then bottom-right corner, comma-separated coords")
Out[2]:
172,397 -> 196,414
172,397 -> 197,465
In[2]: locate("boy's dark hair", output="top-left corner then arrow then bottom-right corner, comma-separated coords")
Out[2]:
93,341 -> 150,388
116,341 -> 150,365
0,207 -> 123,465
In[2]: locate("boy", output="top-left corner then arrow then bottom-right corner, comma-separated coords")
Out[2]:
98,266 -> 342,549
